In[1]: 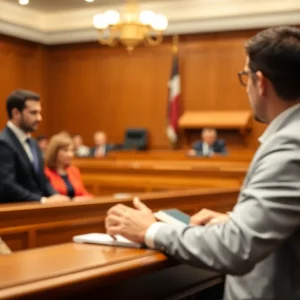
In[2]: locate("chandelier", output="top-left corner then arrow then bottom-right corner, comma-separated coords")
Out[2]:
93,0 -> 168,52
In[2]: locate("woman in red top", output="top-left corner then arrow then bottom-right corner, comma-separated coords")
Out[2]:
44,132 -> 93,201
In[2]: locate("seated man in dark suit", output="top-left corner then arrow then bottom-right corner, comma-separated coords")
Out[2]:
187,128 -> 227,157
0,90 -> 70,204
90,131 -> 114,158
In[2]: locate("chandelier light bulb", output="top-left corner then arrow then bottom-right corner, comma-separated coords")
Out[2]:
139,10 -> 155,25
152,14 -> 168,31
93,0 -> 168,51
93,14 -> 109,29
19,0 -> 29,5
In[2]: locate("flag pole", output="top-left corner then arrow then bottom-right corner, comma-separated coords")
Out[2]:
172,35 -> 179,54
166,35 -> 181,149
172,35 -> 179,150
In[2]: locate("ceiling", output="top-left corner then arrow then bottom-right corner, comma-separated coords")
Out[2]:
1,0 -> 299,45
2,0 -> 184,12
2,0 -> 267,12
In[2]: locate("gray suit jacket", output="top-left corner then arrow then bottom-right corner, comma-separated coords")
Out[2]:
153,105 -> 300,300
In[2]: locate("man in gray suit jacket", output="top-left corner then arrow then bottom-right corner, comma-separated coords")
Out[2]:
105,26 -> 300,300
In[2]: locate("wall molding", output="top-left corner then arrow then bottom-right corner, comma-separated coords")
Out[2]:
0,0 -> 300,44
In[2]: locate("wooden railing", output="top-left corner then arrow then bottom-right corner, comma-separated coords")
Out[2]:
74,158 -> 248,195
0,188 -> 239,251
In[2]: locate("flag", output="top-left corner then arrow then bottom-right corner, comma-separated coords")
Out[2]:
166,51 -> 181,146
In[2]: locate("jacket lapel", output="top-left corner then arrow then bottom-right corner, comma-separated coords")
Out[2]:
33,139 -> 45,186
241,106 -> 300,190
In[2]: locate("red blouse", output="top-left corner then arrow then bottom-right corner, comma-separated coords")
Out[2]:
45,165 -> 92,197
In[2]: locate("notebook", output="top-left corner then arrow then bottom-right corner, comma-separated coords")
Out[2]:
154,209 -> 190,226
73,233 -> 143,248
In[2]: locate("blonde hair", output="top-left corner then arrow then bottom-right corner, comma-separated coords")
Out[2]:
45,132 -> 73,170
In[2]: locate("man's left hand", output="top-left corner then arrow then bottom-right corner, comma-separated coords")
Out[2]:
105,197 -> 156,243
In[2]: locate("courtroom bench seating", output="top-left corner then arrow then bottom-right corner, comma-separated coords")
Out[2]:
0,188 -> 239,251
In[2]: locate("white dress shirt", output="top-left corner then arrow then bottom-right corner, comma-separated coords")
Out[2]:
202,142 -> 210,156
145,102 -> 300,249
95,145 -> 106,157
7,121 -> 33,162
76,145 -> 90,157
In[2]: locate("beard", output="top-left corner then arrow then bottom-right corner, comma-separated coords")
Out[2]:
19,117 -> 39,133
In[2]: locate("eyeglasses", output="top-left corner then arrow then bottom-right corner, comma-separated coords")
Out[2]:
238,70 -> 250,87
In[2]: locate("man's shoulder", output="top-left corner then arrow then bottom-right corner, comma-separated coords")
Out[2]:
266,119 -> 300,147
255,126 -> 300,164
0,128 -> 12,146
0,127 -> 8,138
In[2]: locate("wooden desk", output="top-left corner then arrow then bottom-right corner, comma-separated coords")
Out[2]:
0,188 -> 239,251
75,158 -> 248,195
0,243 -> 222,300
106,149 -> 254,162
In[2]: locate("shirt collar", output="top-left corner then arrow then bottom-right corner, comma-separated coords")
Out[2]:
7,121 -> 30,144
259,103 -> 300,144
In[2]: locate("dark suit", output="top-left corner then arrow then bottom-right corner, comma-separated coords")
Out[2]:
0,127 -> 56,203
192,139 -> 227,156
90,144 -> 115,157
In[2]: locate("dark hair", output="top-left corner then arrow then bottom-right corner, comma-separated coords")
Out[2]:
6,89 -> 40,119
246,26 -> 300,100
37,135 -> 47,142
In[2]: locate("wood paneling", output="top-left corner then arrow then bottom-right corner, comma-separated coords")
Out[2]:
46,30 -> 266,149
47,43 -> 172,147
74,157 -> 248,195
0,35 -> 48,136
0,231 -> 29,251
0,30 -> 267,149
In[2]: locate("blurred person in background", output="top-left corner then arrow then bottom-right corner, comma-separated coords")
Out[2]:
90,131 -> 114,158
187,128 -> 227,157
45,132 -> 94,201
72,134 -> 90,157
